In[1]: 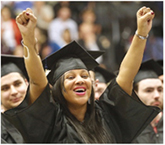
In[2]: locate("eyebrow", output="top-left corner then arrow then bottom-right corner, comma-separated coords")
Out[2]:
1,79 -> 22,87
65,69 -> 88,74
144,85 -> 163,90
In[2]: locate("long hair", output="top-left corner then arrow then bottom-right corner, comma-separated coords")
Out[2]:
52,74 -> 113,143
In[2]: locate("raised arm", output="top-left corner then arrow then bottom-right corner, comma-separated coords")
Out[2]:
16,8 -> 48,104
116,6 -> 155,95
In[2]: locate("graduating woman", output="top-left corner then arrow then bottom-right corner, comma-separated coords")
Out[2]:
3,7 -> 160,143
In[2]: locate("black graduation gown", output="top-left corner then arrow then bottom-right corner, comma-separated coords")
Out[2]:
3,79 -> 160,143
1,113 -> 24,143
132,116 -> 163,143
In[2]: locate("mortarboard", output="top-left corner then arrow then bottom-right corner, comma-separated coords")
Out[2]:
87,50 -> 105,60
1,54 -> 28,79
43,50 -> 104,76
42,41 -> 99,85
94,66 -> 116,83
156,59 -> 163,69
134,59 -> 163,84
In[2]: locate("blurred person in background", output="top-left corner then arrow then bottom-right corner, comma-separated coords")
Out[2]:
142,25 -> 163,62
48,5 -> 78,47
132,59 -> 163,143
52,1 -> 88,24
32,2 -> 57,59
53,1 -> 71,18
78,22 -> 110,68
1,5 -> 22,54
80,8 -> 102,34
13,45 -> 24,57
32,1 -> 54,34
34,26 -> 60,60
12,1 -> 33,15
93,66 -> 116,100
61,28 -> 72,44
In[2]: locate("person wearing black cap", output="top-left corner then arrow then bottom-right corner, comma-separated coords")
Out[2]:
92,66 -> 116,100
156,59 -> 163,84
1,55 -> 29,143
132,59 -> 163,143
3,7 -> 161,143
1,55 -> 29,112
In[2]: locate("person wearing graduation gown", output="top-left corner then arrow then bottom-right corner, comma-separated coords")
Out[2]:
1,55 -> 29,143
156,59 -> 163,84
132,59 -> 163,143
3,7 -> 160,143
92,66 -> 116,100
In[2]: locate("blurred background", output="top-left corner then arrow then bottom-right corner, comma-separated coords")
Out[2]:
1,1 -> 163,72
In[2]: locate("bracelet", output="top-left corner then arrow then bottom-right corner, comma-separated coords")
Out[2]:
21,38 -> 38,59
21,40 -> 30,59
135,30 -> 149,40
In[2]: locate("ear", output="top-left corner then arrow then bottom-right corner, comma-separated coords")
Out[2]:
95,79 -> 99,87
1,105 -> 5,113
24,79 -> 29,86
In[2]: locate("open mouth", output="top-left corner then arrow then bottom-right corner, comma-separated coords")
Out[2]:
74,87 -> 86,96
74,88 -> 86,92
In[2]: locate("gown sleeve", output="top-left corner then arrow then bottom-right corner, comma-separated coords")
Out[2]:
3,83 -> 58,143
98,78 -> 160,143
1,113 -> 25,143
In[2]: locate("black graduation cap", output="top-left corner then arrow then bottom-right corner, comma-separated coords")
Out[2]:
94,66 -> 116,83
134,59 -> 163,84
87,50 -> 105,60
1,54 -> 28,80
156,59 -> 163,68
42,41 -> 99,85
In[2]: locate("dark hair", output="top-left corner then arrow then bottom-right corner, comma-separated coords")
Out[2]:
1,5 -> 16,18
133,82 -> 139,92
52,74 -> 113,143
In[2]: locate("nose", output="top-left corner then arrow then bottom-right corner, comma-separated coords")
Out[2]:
153,90 -> 160,100
10,85 -> 18,95
75,75 -> 84,85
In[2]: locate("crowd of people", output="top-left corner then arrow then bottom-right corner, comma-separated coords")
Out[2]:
1,1 -> 163,144
1,1 -> 163,71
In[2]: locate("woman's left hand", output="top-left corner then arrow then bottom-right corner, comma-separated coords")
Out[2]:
136,6 -> 155,37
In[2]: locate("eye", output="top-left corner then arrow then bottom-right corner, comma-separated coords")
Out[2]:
1,85 -> 10,91
66,76 -> 75,80
146,88 -> 153,93
81,72 -> 89,79
14,81 -> 22,87
82,75 -> 88,79
158,87 -> 163,93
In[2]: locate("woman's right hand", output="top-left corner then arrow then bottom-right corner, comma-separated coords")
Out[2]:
16,8 -> 48,104
16,8 -> 37,45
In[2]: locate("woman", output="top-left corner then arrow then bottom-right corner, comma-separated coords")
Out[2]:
4,7 -> 160,143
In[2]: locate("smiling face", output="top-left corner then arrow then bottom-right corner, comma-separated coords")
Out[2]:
1,72 -> 28,112
136,78 -> 163,110
62,69 -> 92,110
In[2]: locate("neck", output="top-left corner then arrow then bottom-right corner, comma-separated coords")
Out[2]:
68,104 -> 87,122
150,112 -> 162,127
